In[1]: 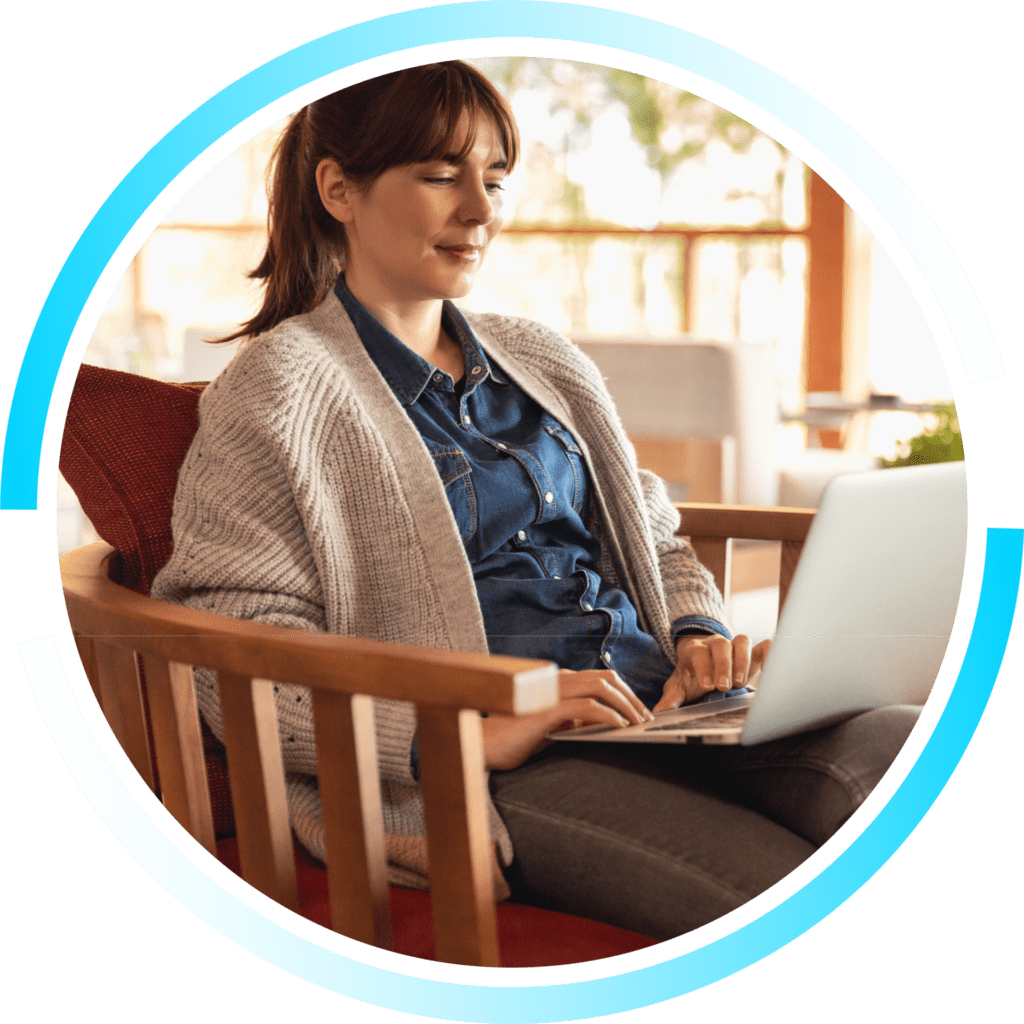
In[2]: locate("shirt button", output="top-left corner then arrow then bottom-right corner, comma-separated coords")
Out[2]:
544,492 -> 554,503
583,603 -> 593,611
463,414 -> 472,426
470,366 -> 482,375
496,442 -> 507,450
552,574 -> 561,580
517,530 -> 526,541
433,373 -> 442,382
602,652 -> 613,666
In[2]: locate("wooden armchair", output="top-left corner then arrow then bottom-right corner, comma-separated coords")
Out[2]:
59,363 -> 815,967
60,502 -> 815,965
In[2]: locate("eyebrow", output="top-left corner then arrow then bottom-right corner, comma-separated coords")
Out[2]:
438,153 -> 508,170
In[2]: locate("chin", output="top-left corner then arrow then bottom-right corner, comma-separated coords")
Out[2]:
434,272 -> 479,301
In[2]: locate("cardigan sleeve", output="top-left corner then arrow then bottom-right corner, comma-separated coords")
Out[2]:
636,468 -> 730,634
150,347 -> 418,788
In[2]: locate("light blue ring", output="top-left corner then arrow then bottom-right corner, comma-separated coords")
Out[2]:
9,3 -> 1018,1019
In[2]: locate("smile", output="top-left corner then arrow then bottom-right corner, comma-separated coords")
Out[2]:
436,245 -> 482,263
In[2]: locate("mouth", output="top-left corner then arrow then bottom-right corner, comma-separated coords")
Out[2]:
436,244 -> 483,263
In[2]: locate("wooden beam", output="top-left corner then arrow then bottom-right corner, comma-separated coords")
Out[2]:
417,707 -> 500,967
142,656 -> 216,854
806,171 -> 846,449
313,691 -> 393,949
219,672 -> 297,911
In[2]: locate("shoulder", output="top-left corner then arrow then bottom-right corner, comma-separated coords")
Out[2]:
461,310 -> 605,387
199,306 -> 352,423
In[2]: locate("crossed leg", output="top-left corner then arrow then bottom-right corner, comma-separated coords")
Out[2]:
489,705 -> 920,939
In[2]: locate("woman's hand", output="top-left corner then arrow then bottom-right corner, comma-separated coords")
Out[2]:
481,669 -> 654,771
653,634 -> 772,712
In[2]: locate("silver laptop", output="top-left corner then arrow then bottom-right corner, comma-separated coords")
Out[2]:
552,461 -> 968,746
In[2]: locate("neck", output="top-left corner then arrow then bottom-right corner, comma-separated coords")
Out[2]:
345,274 -> 465,380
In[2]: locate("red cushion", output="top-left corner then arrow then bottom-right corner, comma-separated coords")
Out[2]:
59,362 -> 206,595
216,838 -> 655,966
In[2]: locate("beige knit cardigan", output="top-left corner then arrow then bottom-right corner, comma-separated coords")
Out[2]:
151,292 -> 727,890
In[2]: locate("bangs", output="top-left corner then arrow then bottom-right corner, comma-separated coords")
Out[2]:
344,63 -> 519,180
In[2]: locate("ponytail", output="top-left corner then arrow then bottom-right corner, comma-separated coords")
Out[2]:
216,110 -> 343,343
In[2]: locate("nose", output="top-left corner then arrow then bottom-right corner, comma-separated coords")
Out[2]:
458,176 -> 499,228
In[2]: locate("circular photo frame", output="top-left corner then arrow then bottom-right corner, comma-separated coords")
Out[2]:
10,5 -> 1021,1022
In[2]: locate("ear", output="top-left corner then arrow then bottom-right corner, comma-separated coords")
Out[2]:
316,157 -> 355,224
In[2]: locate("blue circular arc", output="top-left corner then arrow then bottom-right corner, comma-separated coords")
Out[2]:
8,3 -> 1018,1019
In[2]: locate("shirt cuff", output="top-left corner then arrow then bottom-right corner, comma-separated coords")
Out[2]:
670,614 -> 732,644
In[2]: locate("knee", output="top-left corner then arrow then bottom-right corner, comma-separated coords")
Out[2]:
812,704 -> 921,806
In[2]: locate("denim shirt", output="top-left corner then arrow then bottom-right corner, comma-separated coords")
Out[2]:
335,277 -> 729,715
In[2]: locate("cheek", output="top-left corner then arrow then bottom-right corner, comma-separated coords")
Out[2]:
486,211 -> 505,243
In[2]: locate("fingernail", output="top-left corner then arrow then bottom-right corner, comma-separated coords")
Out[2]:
718,675 -> 730,690
702,675 -> 713,689
734,671 -> 745,683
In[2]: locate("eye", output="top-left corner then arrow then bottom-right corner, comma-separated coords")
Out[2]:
485,181 -> 506,194
423,176 -> 456,185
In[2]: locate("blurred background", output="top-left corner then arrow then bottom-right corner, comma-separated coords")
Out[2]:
61,57 -> 960,638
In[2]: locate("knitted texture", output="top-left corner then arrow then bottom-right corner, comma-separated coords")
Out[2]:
59,364 -> 205,594
151,292 -> 727,884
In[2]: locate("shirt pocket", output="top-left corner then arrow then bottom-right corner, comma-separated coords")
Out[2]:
544,423 -> 586,514
424,441 -> 478,543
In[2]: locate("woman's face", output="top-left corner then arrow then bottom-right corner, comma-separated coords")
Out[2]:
321,110 -> 508,307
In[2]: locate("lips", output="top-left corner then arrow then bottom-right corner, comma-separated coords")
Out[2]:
436,244 -> 482,262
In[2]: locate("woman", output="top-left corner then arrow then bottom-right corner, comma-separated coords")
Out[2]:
152,61 -> 917,939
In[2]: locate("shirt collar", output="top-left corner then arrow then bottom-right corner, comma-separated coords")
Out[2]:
334,274 -> 507,406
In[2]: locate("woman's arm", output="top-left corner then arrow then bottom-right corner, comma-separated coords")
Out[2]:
636,468 -> 729,630
151,344 -> 418,786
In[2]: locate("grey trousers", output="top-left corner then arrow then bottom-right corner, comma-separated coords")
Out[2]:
489,705 -> 920,940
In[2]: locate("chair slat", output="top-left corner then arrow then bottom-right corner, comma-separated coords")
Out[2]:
779,539 -> 805,616
73,631 -> 101,704
93,640 -> 155,791
219,672 -> 297,911
313,691 -> 393,949
142,656 -> 216,854
417,707 -> 500,967
690,536 -> 733,607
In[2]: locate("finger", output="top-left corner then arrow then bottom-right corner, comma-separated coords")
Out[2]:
652,668 -> 687,712
749,638 -> 772,676
686,643 -> 716,693
553,697 -> 631,730
593,669 -> 652,720
707,635 -> 734,691
731,634 -> 752,687
558,670 -> 651,723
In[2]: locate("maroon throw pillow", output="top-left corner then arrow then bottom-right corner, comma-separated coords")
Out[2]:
59,362 -> 206,594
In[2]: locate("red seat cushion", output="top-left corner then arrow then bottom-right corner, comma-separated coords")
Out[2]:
216,838 -> 655,966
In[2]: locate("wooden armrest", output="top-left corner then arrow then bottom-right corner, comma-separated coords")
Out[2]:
673,503 -> 816,615
675,502 -> 816,542
61,543 -> 557,715
61,541 -> 559,967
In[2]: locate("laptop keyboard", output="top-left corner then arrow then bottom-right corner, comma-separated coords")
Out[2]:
648,707 -> 750,730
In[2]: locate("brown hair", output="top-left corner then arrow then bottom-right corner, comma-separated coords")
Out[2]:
220,61 -> 519,342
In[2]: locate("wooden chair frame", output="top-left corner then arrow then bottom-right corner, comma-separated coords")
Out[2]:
60,502 -> 814,967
